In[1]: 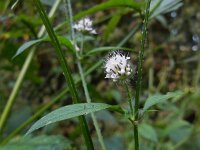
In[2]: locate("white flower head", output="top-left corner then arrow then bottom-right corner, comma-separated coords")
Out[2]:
73,17 -> 97,34
104,51 -> 133,82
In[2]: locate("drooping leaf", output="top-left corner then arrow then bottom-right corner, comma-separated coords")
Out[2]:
13,35 -> 75,58
12,39 -> 43,58
26,103 -> 111,135
143,91 -> 183,111
139,123 -> 158,142
0,135 -> 71,150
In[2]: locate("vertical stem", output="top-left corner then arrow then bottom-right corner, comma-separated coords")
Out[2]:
77,62 -> 106,150
80,33 -> 84,56
193,45 -> 200,88
0,0 -> 61,134
34,0 -> 94,149
64,0 -> 106,149
134,0 -> 151,150
124,81 -> 134,117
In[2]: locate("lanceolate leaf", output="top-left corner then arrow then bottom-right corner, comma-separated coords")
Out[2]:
143,91 -> 183,111
56,36 -> 75,53
85,46 -> 135,56
0,135 -> 71,150
26,103 -> 111,135
12,39 -> 43,58
139,123 -> 158,142
13,36 -> 75,58
150,0 -> 183,18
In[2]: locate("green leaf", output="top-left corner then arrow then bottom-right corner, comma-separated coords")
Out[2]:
103,14 -> 121,41
12,39 -> 43,58
56,36 -> 75,53
163,120 -> 193,143
143,91 -> 183,111
150,0 -> 183,18
26,103 -> 111,135
85,46 -> 135,56
55,0 -> 143,31
74,0 -> 143,20
139,123 -> 158,142
0,135 -> 71,150
13,36 -> 75,59
109,105 -> 128,115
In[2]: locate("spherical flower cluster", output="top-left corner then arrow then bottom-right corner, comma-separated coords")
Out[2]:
73,17 -> 97,34
104,51 -> 133,82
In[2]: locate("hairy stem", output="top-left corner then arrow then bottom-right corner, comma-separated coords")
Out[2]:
134,0 -> 151,150
124,81 -> 134,117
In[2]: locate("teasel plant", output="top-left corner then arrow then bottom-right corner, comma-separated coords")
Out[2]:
0,0 -> 184,149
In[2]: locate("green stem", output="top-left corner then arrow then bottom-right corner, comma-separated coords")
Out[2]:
34,0 -> 94,149
80,33 -> 84,56
77,62 -> 106,150
0,0 -> 61,134
65,0 -> 106,149
134,0 -> 151,150
124,81 -> 134,117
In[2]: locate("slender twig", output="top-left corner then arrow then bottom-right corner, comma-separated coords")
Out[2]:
33,0 -> 94,149
0,0 -> 61,134
134,0 -> 151,150
64,0 -> 106,149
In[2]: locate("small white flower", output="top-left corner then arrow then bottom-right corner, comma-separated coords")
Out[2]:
104,51 -> 133,82
73,17 -> 97,34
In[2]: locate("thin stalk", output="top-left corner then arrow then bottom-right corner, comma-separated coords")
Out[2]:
80,33 -> 84,56
77,62 -> 106,150
33,0 -> 94,149
124,81 -> 134,117
64,0 -> 106,149
193,44 -> 200,88
0,0 -> 61,134
134,0 -> 151,150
